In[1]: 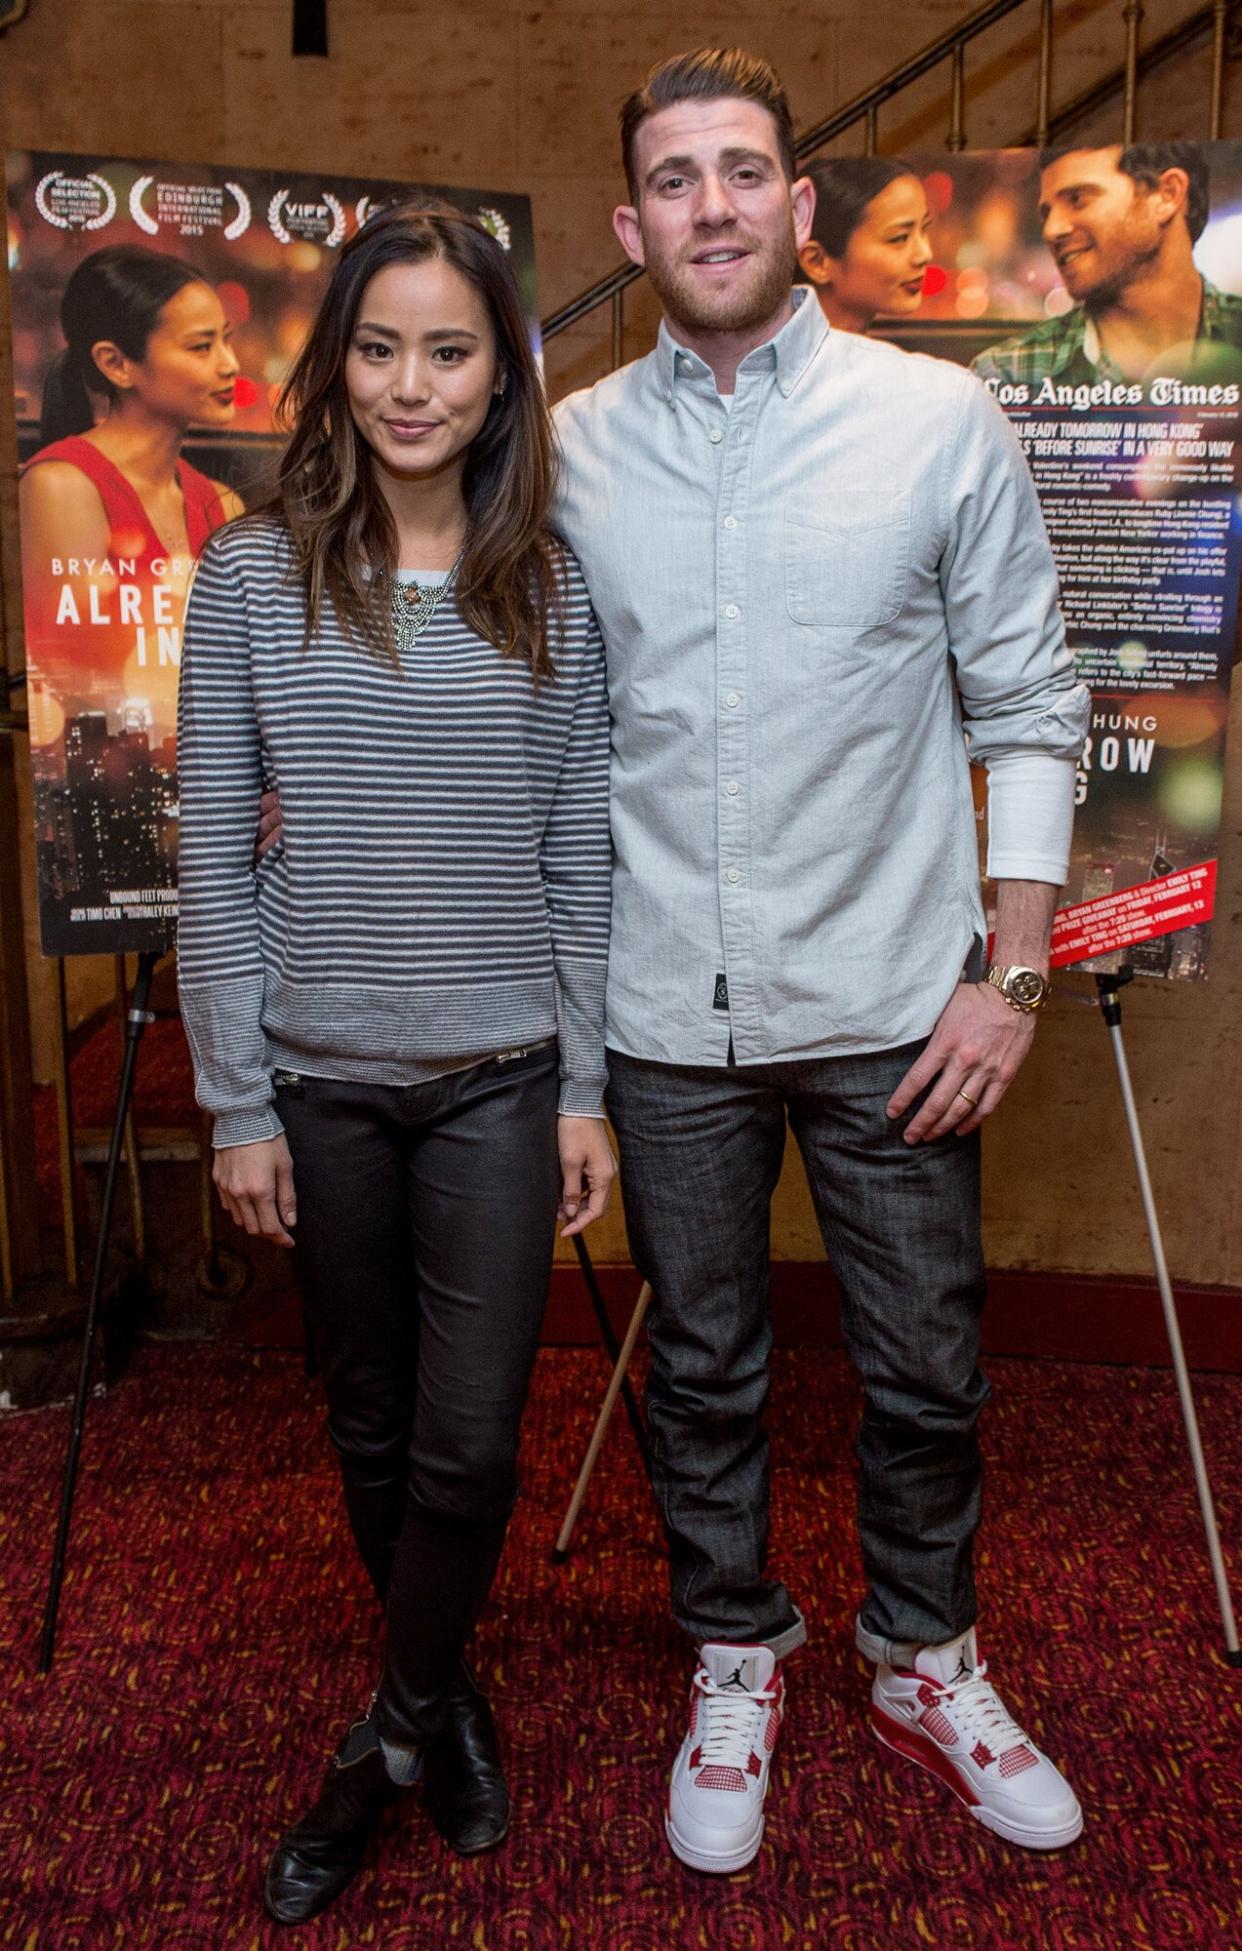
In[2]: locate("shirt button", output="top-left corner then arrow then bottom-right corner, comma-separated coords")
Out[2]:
709,428 -> 723,444
724,603 -> 739,619
723,515 -> 737,529
725,780 -> 740,796
724,692 -> 740,709
726,867 -> 741,884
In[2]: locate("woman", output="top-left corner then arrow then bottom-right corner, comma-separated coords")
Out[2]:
20,245 -> 242,608
799,157 -> 934,334
176,203 -> 614,1925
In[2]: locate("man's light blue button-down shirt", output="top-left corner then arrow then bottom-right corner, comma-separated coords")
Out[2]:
552,289 -> 1090,1068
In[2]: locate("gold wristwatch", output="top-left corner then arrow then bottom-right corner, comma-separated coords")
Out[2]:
984,964 -> 1050,1012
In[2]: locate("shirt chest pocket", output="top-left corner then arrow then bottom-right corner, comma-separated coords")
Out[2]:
784,490 -> 911,630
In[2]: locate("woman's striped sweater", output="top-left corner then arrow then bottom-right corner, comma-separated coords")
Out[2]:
176,520 -> 611,1147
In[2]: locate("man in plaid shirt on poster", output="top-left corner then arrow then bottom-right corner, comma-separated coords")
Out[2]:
974,141 -> 1242,392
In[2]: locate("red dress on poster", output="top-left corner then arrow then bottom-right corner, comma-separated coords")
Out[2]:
22,435 -> 229,561
20,436 -> 232,738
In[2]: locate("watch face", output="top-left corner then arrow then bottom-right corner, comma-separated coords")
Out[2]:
1009,969 -> 1045,1005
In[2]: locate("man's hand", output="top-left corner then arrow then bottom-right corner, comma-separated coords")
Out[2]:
255,788 -> 282,864
886,981 -> 1036,1144
213,1134 -> 297,1247
557,1115 -> 617,1237
889,876 -> 1059,1144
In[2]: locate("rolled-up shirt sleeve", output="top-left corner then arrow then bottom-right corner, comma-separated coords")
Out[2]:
941,378 -> 1090,884
983,748 -> 1078,886
176,534 -> 284,1150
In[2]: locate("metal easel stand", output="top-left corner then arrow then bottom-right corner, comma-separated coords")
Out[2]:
38,950 -> 159,1674
1095,970 -> 1240,1665
551,1235 -> 653,1563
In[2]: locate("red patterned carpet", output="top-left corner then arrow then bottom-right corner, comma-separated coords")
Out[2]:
2,1343 -> 1240,1950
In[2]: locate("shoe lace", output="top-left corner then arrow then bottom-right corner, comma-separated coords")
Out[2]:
935,1660 -> 1029,1758
694,1672 -> 774,1769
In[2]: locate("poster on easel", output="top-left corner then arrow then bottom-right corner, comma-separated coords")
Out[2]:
803,141 -> 1242,977
5,150 -> 537,957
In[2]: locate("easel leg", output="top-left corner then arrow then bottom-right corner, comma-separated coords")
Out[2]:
1096,972 -> 1240,1664
552,1281 -> 653,1563
38,950 -> 159,1674
53,960 -> 79,1289
114,957 -> 147,1266
571,1232 -> 651,1470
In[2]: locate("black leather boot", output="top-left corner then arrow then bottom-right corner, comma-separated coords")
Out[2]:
422,1664 -> 510,1855
377,1506 -> 508,1736
264,1717 -> 408,1926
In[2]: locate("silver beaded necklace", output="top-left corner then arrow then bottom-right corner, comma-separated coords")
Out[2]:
380,556 -> 462,652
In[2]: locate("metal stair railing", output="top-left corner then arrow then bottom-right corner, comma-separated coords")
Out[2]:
1025,0 -> 1233,144
541,0 -> 1235,355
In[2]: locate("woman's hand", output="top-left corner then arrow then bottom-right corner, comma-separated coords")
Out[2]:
254,788 -> 283,864
557,1116 -> 616,1238
213,1134 -> 298,1248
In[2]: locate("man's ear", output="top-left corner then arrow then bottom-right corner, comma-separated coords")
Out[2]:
613,202 -> 646,268
90,339 -> 134,392
791,173 -> 816,252
1152,165 -> 1192,231
798,239 -> 833,287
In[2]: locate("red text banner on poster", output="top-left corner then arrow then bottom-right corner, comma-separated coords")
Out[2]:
1047,860 -> 1217,967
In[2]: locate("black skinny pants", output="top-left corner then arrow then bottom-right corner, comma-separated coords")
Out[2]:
275,1044 -> 561,1746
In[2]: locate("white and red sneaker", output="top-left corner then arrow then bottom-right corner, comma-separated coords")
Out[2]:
870,1627 -> 1082,1850
665,1643 -> 784,1873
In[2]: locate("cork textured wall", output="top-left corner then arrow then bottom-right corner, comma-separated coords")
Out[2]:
1,0 -> 1239,1285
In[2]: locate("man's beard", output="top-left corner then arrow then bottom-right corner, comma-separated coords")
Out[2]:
643,224 -> 800,336
1069,224 -> 1162,310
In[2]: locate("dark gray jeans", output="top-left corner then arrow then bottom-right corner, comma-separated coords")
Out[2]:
605,1042 -> 990,1660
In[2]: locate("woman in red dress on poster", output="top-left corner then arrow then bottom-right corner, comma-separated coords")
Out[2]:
797,156 -> 934,334
21,243 -> 243,567
19,245 -> 244,716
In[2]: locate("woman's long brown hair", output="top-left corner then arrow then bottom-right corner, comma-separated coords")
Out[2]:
260,201 -> 563,676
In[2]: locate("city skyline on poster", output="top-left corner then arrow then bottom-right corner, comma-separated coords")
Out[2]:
6,149 -> 538,956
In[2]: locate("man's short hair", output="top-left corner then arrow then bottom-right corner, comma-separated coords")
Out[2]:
619,47 -> 796,200
1040,140 -> 1211,243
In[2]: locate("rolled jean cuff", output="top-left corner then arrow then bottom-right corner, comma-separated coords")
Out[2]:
695,1606 -> 807,1663
854,1610 -> 975,1670
763,1608 -> 808,1661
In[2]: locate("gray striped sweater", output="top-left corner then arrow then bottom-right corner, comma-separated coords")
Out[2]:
176,520 -> 611,1147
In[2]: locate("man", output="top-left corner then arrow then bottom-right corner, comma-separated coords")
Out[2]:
552,48 -> 1090,1871
973,141 -> 1242,388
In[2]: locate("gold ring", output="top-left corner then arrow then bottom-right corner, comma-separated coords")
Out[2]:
955,1088 -> 979,1106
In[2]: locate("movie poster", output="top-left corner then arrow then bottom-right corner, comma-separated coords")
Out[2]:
805,141 -> 1242,978
6,151 -> 537,956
